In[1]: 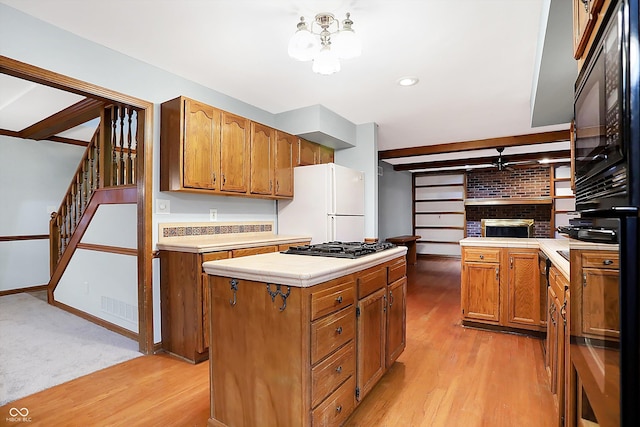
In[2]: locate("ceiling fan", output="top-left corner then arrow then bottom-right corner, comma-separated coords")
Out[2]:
492,147 -> 514,171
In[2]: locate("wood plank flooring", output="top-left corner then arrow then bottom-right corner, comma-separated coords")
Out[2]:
0,258 -> 554,426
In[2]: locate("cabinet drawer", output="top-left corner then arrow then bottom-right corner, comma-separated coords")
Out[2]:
231,245 -> 278,258
463,247 -> 501,263
311,341 -> 355,408
311,376 -> 355,427
388,257 -> 406,283
201,251 -> 230,263
311,279 -> 355,321
581,252 -> 619,270
311,307 -> 355,364
357,266 -> 386,298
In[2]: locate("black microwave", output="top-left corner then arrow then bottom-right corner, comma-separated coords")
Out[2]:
573,0 -> 639,213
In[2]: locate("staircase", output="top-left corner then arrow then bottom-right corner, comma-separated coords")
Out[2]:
48,103 -> 141,302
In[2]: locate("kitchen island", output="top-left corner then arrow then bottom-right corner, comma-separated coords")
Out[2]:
203,246 -> 407,427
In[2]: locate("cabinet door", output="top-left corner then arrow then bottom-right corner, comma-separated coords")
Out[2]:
274,131 -> 295,197
461,262 -> 500,323
297,138 -> 317,166
506,251 -> 540,328
386,277 -> 406,368
200,251 -> 230,352
318,144 -> 334,164
249,122 -> 274,195
548,286 -> 559,394
582,268 -> 620,338
220,111 -> 250,193
356,287 -> 386,401
183,99 -> 220,189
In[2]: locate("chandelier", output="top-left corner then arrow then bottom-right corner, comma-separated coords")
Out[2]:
287,12 -> 362,75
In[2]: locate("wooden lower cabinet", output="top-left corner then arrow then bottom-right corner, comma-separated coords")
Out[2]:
160,241 -> 308,363
461,246 -> 543,332
207,255 -> 407,427
546,264 -> 570,427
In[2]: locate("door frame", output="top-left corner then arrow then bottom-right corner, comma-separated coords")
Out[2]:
0,55 -> 155,354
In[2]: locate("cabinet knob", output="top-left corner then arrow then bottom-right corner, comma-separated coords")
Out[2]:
336,405 -> 342,414
336,295 -> 343,304
603,259 -> 613,265
335,365 -> 342,374
336,326 -> 343,335
479,254 -> 484,259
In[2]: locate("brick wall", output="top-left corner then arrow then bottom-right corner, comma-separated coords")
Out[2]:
466,166 -> 551,237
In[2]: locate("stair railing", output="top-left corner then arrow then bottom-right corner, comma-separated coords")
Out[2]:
49,103 -> 139,273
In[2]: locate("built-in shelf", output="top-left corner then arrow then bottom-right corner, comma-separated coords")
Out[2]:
464,197 -> 553,206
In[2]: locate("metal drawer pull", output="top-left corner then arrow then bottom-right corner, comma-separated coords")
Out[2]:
336,405 -> 342,413
495,267 -> 499,281
336,326 -> 343,335
603,259 -> 613,265
336,295 -> 343,303
335,366 -> 342,374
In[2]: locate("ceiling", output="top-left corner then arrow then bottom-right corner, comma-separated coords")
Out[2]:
0,0 -> 576,172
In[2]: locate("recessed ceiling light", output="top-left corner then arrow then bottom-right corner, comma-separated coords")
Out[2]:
397,76 -> 419,87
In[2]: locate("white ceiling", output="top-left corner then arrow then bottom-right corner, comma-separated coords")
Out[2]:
0,0 -> 575,170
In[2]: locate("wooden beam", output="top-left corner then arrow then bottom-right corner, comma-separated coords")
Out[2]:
378,130 -> 570,160
393,149 -> 571,171
20,97 -> 103,140
0,128 -> 90,146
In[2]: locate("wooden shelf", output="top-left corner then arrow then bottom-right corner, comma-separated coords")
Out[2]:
464,197 -> 553,206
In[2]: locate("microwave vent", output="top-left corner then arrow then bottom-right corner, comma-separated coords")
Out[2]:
575,167 -> 627,204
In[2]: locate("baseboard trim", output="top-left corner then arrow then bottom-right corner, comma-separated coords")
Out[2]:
0,284 -> 48,297
417,253 -> 461,260
51,299 -> 139,342
462,319 -> 546,339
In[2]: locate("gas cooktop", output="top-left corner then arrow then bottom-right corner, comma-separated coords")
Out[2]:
283,241 -> 396,259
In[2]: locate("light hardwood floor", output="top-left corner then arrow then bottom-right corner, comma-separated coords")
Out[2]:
0,258 -> 554,426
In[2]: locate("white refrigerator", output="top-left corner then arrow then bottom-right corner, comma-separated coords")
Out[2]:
277,163 -> 365,244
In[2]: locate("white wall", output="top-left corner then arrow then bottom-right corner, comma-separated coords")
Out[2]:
0,4 -> 380,343
378,161 -> 413,241
334,123 -> 379,239
0,136 -> 85,291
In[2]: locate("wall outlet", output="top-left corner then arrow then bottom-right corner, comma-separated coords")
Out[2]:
209,209 -> 218,221
156,199 -> 170,214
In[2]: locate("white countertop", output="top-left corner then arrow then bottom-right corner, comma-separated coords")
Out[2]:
459,237 -> 617,280
203,246 -> 408,287
157,233 -> 311,253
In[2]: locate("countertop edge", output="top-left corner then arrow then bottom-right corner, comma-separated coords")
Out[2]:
157,235 -> 312,253
203,247 -> 408,287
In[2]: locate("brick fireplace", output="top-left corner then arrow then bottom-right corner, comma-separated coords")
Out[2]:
465,166 -> 551,238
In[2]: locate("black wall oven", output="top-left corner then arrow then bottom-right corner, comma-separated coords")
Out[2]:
571,1 -> 640,426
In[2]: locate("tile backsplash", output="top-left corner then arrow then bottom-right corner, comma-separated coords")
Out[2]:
160,222 -> 273,238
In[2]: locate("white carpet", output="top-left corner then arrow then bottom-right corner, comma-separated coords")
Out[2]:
0,293 -> 142,405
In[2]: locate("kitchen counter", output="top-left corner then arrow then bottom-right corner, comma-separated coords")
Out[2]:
156,221 -> 310,253
459,237 -> 616,280
156,232 -> 311,253
203,246 -> 407,287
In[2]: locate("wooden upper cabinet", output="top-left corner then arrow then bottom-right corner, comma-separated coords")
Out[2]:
297,138 -> 317,166
573,0 -> 606,60
183,99 -> 220,190
297,137 -> 335,166
161,95 -> 301,199
220,111 -> 250,193
318,144 -> 334,164
249,122 -> 274,195
274,131 -> 295,197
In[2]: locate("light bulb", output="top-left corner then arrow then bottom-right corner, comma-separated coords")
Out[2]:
312,45 -> 340,75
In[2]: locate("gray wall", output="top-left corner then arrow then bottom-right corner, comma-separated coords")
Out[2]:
377,161 -> 413,241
